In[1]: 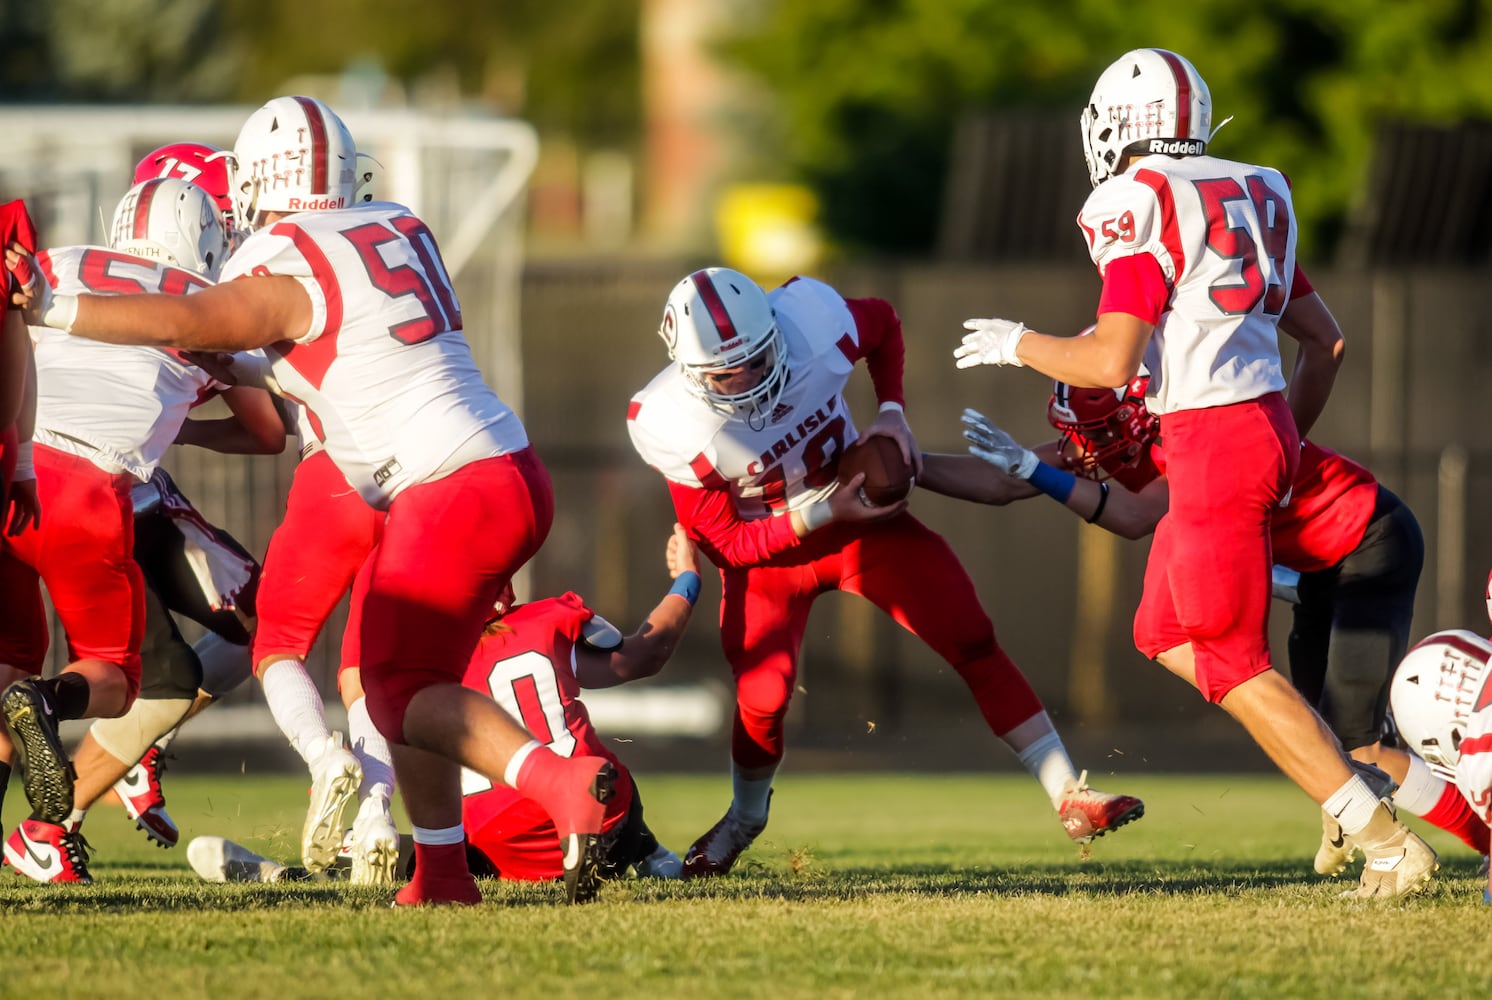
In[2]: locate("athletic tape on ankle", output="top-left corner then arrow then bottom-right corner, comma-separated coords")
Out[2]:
89,698 -> 194,765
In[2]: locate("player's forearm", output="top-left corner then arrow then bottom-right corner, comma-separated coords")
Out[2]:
175,416 -> 285,455
1285,345 -> 1338,439
916,452 -> 1036,505
0,311 -> 28,428
1015,312 -> 1152,388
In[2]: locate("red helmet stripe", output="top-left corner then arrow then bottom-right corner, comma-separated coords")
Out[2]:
690,270 -> 737,346
133,179 -> 165,240
292,96 -> 330,195
1155,50 -> 1192,138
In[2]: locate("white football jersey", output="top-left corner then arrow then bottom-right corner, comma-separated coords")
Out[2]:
1078,153 -> 1295,415
30,246 -> 225,480
219,202 -> 528,507
1455,703 -> 1492,825
628,277 -> 860,519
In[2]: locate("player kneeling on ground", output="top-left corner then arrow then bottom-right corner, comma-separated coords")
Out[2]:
188,526 -> 701,888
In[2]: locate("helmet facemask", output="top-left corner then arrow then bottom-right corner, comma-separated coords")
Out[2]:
1048,376 -> 1158,481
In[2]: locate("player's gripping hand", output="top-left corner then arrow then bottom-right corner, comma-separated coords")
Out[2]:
666,522 -> 699,579
954,317 -> 1027,369
961,408 -> 1039,479
5,241 -> 77,331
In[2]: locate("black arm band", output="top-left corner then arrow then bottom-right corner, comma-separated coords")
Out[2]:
1086,481 -> 1110,524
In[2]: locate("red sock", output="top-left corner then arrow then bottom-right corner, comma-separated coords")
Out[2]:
411,841 -> 470,882
1421,783 -> 1491,854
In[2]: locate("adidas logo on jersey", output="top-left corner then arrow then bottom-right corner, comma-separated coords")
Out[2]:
1145,138 -> 1206,156
286,196 -> 348,211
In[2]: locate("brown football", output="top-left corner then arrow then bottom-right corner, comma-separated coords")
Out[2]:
837,436 -> 914,506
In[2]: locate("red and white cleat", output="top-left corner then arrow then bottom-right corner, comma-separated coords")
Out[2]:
682,806 -> 768,879
114,746 -> 179,848
519,754 -> 617,903
4,818 -> 93,884
1057,770 -> 1144,843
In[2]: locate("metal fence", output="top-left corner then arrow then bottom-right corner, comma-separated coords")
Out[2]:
103,259 -> 1487,770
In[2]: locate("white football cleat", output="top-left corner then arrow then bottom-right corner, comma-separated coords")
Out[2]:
348,797 -> 401,886
188,836 -> 308,883
302,733 -> 362,873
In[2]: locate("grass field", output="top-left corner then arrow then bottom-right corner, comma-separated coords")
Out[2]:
2,772 -> 1488,999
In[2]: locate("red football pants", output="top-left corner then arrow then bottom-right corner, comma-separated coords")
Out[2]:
0,445 -> 142,702
1134,391 -> 1299,702
359,448 -> 554,742
718,513 -> 1044,769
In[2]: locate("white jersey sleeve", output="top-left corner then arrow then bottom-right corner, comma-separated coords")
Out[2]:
220,203 -> 529,507
1076,155 -> 1293,415
30,245 -> 220,480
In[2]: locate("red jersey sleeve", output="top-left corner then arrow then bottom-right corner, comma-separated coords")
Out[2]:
844,297 -> 905,408
1289,261 -> 1314,300
667,479 -> 803,568
1096,252 -> 1169,325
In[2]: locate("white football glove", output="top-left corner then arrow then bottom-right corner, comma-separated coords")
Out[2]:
961,408 -> 1039,479
954,318 -> 1028,369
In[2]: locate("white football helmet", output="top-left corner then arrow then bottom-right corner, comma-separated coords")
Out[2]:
660,267 -> 788,421
230,95 -> 357,230
1080,48 -> 1212,188
354,152 -> 384,204
110,177 -> 230,280
1389,629 -> 1492,780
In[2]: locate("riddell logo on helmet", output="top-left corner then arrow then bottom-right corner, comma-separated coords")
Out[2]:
1146,138 -> 1205,156
286,196 -> 347,210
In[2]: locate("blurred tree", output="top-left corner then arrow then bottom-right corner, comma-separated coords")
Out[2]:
220,0 -> 641,143
0,0 -> 237,102
0,0 -> 640,148
725,0 -> 1492,259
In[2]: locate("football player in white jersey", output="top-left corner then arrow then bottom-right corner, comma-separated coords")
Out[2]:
628,267 -> 1144,877
0,177 -> 286,884
950,48 -> 1436,898
11,95 -> 616,905
1390,627 -> 1492,904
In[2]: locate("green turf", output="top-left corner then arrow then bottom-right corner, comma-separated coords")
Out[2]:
2,773 -> 1487,999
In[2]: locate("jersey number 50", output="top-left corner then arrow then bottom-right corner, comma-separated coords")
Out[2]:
343,217 -> 464,344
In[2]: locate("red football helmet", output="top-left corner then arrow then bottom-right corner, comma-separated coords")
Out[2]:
1047,372 -> 1159,481
134,142 -> 234,219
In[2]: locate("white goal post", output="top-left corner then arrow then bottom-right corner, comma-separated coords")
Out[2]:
0,103 -> 538,408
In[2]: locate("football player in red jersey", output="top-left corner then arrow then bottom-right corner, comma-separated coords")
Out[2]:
188,525 -> 701,886
920,372 -> 1490,875
0,199 -> 42,538
950,47 -> 1435,897
628,267 -> 1143,879
10,95 -> 616,905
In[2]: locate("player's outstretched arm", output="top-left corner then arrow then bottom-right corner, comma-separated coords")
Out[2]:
917,451 -> 1043,505
175,385 -> 287,455
955,310 -> 1152,390
12,244 -> 311,353
1277,291 -> 1345,439
574,524 -> 701,688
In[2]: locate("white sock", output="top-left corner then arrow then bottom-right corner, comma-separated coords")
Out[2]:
1324,774 -> 1382,836
261,660 -> 333,768
411,824 -> 465,846
730,767 -> 776,827
1017,731 -> 1080,808
1392,754 -> 1447,817
347,696 -> 395,801
503,740 -> 543,788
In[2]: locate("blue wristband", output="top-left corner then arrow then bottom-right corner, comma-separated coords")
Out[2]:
1027,461 -> 1076,503
668,570 -> 701,606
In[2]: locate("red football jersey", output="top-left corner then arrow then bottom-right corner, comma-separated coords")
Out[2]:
1132,439 -> 1377,572
459,593 -> 634,854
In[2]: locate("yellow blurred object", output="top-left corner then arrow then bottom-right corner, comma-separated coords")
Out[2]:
715,184 -> 824,283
